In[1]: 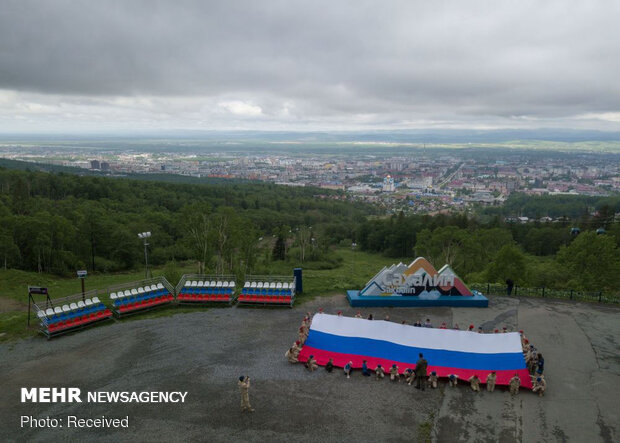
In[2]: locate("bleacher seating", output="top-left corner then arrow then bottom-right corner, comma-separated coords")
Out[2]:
109,280 -> 174,316
176,277 -> 235,304
36,295 -> 112,338
237,278 -> 295,306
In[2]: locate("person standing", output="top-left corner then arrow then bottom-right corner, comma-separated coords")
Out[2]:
536,353 -> 545,374
415,353 -> 428,390
362,360 -> 371,376
509,373 -> 521,395
506,278 -> 514,295
238,376 -> 254,412
486,372 -> 497,392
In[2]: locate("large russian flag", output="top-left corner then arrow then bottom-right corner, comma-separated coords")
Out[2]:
298,314 -> 532,389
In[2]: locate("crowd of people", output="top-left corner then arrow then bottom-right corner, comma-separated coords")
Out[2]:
285,310 -> 547,397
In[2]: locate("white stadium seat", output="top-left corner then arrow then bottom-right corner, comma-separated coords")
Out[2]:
46,308 -> 54,316
85,299 -> 93,306
62,305 -> 70,312
70,303 -> 78,310
131,289 -> 138,295
110,292 -> 117,299
257,282 -> 264,289
209,281 -> 215,287
37,310 -> 46,318
124,290 -> 131,296
216,281 -> 223,287
191,281 -> 197,287
77,301 -> 86,308
222,281 -> 229,288
138,287 -> 144,294
244,282 -> 250,288
92,297 -> 101,303
276,282 -> 283,289
269,283 -> 276,289
197,281 -> 204,287
156,283 -> 164,290
54,307 -> 62,314
229,281 -> 235,287
251,282 -> 257,288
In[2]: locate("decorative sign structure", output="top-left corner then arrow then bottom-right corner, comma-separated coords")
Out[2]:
347,257 -> 488,307
360,257 -> 472,297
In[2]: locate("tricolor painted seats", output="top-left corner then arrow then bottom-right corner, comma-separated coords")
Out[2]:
177,280 -> 234,302
238,281 -> 294,305
110,283 -> 173,314
39,297 -> 112,334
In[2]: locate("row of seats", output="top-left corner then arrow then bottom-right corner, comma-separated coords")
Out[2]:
177,293 -> 231,302
184,280 -> 236,288
237,294 -> 293,304
37,297 -> 106,325
117,295 -> 174,313
241,288 -> 293,296
47,310 -> 113,333
243,281 -> 293,289
109,283 -> 168,305
36,297 -> 112,334
181,287 -> 234,295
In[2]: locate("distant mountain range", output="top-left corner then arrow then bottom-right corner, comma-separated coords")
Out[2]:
1,128 -> 620,144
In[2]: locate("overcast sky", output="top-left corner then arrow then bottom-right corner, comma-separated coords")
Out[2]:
0,0 -> 619,133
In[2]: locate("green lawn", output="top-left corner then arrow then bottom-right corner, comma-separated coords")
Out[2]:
0,248 -> 398,342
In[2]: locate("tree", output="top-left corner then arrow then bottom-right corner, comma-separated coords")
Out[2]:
485,244 -> 528,285
556,231 -> 620,290
186,210 -> 211,274
272,235 -> 286,261
0,230 -> 19,269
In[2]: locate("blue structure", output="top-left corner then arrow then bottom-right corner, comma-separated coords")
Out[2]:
347,257 -> 489,308
294,268 -> 303,293
347,290 -> 489,308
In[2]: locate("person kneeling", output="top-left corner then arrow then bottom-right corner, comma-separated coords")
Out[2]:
344,361 -> 353,378
306,355 -> 318,371
428,371 -> 438,389
532,376 -> 546,397
468,374 -> 481,392
375,364 -> 385,380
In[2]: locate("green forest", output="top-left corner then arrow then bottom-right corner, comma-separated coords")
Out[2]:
1,166 -> 619,293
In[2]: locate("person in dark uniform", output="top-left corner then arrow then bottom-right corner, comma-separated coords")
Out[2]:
325,358 -> 334,372
415,353 -> 428,390
506,278 -> 514,295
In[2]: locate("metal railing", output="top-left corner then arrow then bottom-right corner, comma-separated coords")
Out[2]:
106,276 -> 175,297
175,274 -> 237,295
470,283 -> 620,304
32,288 -> 103,313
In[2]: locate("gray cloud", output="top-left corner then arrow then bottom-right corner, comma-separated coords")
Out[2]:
0,0 -> 619,132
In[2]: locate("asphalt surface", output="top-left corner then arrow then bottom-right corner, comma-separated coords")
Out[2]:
0,294 -> 618,442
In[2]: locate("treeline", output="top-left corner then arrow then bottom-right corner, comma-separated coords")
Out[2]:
481,193 -> 620,219
357,212 -> 620,291
0,168 -> 372,275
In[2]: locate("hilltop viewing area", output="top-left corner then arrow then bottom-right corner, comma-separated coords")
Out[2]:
1,293 -> 617,441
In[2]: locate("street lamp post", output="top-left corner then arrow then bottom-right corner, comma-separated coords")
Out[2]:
137,231 -> 151,279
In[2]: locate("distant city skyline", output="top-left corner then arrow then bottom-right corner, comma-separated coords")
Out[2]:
1,1 -> 619,133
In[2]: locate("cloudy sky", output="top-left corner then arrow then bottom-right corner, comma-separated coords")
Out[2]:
0,0 -> 619,133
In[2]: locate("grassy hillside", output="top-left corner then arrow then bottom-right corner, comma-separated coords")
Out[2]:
0,248 -> 397,342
